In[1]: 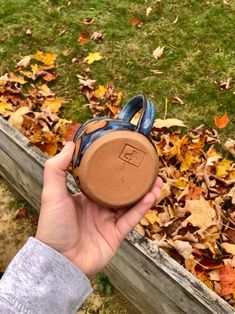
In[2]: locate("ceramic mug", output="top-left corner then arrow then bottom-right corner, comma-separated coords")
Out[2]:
72,94 -> 159,208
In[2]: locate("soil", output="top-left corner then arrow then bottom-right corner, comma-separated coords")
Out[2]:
0,175 -> 140,314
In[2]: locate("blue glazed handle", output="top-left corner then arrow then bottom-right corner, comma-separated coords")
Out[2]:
118,94 -> 156,137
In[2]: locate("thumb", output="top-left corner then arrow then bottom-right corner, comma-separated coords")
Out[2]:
43,141 -> 75,198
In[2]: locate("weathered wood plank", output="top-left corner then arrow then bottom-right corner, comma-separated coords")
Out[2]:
0,117 -> 233,314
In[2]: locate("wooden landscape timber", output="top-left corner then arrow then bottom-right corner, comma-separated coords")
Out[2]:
0,116 -> 234,314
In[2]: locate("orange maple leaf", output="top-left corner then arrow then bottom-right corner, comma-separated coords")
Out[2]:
130,18 -> 139,26
63,123 -> 81,141
220,264 -> 235,296
214,112 -> 229,128
79,31 -> 89,46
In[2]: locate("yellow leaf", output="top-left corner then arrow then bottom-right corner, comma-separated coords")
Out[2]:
93,85 -> 106,98
185,258 -> 197,276
180,151 -> 193,172
197,272 -> 213,290
34,51 -> 56,66
83,52 -> 102,64
144,210 -> 160,224
41,97 -> 65,113
8,106 -> 31,130
8,72 -> 26,84
182,197 -> 216,231
216,159 -> 232,178
176,178 -> 188,188
229,170 -> 235,180
0,100 -> 13,113
19,70 -> 33,79
38,84 -> 54,97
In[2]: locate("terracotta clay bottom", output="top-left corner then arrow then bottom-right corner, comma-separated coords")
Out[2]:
78,130 -> 159,208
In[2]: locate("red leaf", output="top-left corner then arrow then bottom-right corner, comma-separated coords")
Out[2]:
220,265 -> 235,296
16,208 -> 26,219
130,18 -> 139,26
63,123 -> 81,141
79,31 -> 89,46
214,112 -> 229,129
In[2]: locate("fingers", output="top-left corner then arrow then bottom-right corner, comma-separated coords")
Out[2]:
43,141 -> 75,197
116,179 -> 162,238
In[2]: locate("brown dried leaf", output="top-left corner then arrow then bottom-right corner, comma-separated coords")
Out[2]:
8,106 -> 31,130
153,46 -> 164,60
182,198 -> 216,231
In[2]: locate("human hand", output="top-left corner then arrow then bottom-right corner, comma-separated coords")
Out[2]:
36,142 -> 162,277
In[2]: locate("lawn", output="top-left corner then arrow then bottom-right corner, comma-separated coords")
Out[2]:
0,0 -> 235,140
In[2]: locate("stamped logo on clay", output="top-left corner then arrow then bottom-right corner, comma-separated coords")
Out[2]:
119,144 -> 145,167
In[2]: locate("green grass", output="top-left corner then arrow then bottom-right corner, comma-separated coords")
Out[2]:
0,0 -> 235,140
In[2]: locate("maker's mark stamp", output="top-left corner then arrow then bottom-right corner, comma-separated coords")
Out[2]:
119,144 -> 145,167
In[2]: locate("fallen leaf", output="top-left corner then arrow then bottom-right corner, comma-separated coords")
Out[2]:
8,106 -> 31,130
144,210 -> 160,224
17,55 -> 31,68
63,123 -> 82,141
91,31 -> 104,40
208,269 -> 220,281
219,78 -> 231,90
8,73 -> 27,84
153,118 -> 186,129
38,84 -> 55,97
72,58 -> 78,64
182,197 -> 216,231
0,100 -> 13,113
43,72 -> 57,82
130,18 -> 140,26
225,228 -> 235,243
83,52 -> 102,64
173,240 -> 193,259
185,258 -> 197,275
197,272 -> 213,290
214,112 -> 229,129
216,159 -> 232,178
224,139 -> 235,159
171,96 -> 184,105
221,243 -> 235,255
41,97 -> 64,113
78,78 -> 96,89
93,85 -> 107,98
79,31 -> 89,46
153,46 -> 165,60
37,143 -> 58,156
15,208 -> 26,219
62,49 -> 70,56
146,7 -> 152,16
135,223 -> 145,236
34,51 -> 56,66
220,265 -> 235,296
26,29 -> 32,36
83,17 -> 93,25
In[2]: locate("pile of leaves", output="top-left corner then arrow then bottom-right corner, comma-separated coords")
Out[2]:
134,124 -> 235,306
0,51 -> 70,155
1,53 -> 235,307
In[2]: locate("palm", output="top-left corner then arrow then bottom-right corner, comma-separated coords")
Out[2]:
36,142 -> 162,277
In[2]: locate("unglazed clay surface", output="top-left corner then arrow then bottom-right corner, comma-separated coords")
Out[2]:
72,94 -> 158,208
74,131 -> 159,208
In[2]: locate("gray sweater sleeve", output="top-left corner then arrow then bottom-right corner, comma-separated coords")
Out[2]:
0,237 -> 93,314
